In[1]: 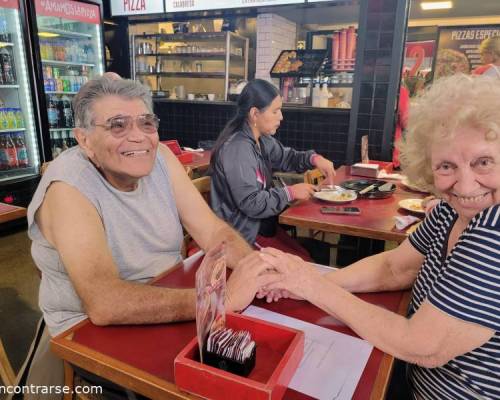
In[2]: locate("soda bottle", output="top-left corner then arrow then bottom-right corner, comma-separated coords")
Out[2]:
6,108 -> 15,129
61,96 -> 74,128
14,132 -> 28,167
47,95 -> 60,128
5,133 -> 18,168
0,108 -> 7,130
0,48 -> 16,84
0,134 -> 9,170
14,108 -> 24,129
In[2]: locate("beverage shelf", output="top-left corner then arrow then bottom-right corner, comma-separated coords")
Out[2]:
0,85 -> 19,89
38,27 -> 92,39
0,128 -> 26,133
0,42 -> 13,47
42,59 -> 95,67
46,91 -> 78,95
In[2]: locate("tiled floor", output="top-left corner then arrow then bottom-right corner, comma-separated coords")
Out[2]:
0,229 -> 41,376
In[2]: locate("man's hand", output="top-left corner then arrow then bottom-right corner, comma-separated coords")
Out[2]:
314,156 -> 336,186
289,183 -> 317,200
256,288 -> 304,303
226,252 -> 281,312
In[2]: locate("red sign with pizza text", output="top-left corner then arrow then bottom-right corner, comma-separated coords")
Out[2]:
35,0 -> 100,25
0,0 -> 19,10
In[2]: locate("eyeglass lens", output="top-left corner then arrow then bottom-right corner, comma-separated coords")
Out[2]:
108,115 -> 159,135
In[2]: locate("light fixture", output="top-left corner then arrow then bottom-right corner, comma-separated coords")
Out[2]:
38,32 -> 60,38
420,1 -> 453,10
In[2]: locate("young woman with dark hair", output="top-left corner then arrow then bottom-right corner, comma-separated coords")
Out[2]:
210,79 -> 335,258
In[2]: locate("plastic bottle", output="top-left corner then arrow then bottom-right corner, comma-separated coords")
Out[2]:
319,84 -> 329,108
0,108 -> 7,130
0,134 -> 9,170
5,133 -> 18,168
14,108 -> 24,129
312,83 -> 321,107
6,108 -> 15,129
47,95 -> 59,128
0,48 -> 16,84
14,132 -> 28,167
61,95 -> 73,128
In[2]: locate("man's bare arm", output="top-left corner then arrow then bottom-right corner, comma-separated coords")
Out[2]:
37,181 -> 196,326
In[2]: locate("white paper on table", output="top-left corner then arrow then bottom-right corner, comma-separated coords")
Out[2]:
243,305 -> 373,400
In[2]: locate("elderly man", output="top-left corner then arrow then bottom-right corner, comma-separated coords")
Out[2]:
23,75 -> 274,398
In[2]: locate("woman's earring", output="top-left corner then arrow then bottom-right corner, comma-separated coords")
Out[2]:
254,123 -> 257,127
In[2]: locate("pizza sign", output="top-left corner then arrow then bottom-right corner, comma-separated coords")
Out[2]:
434,25 -> 500,80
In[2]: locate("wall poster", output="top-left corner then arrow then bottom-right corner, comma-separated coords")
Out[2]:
434,25 -> 500,80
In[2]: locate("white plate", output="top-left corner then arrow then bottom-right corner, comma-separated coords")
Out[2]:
398,198 -> 425,214
313,190 -> 357,203
401,177 -> 428,193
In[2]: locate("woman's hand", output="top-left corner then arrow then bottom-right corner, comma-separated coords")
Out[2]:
258,247 -> 321,299
226,251 -> 281,312
289,183 -> 317,200
314,156 -> 336,186
256,288 -> 304,303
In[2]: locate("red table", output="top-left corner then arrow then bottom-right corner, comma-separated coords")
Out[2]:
0,202 -> 27,224
52,258 -> 409,400
183,150 -> 211,173
280,166 -> 426,243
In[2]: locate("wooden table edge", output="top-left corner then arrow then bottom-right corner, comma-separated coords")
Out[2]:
0,206 -> 27,224
279,214 -> 407,243
51,333 -> 197,400
369,290 -> 411,400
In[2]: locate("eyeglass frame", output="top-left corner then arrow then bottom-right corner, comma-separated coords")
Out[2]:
92,113 -> 160,138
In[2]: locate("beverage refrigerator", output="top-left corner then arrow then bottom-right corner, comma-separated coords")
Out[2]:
0,0 -> 104,208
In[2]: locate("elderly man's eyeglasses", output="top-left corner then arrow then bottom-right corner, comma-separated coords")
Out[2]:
93,114 -> 160,137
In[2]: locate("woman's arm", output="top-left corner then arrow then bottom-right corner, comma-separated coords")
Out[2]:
261,248 -> 494,368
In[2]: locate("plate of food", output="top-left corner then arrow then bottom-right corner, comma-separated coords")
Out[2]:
313,189 -> 357,203
398,198 -> 425,215
401,177 -> 428,193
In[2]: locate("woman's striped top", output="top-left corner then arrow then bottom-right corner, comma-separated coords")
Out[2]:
407,202 -> 500,400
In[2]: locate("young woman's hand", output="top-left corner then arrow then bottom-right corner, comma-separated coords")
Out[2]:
289,183 -> 317,200
314,156 -> 336,185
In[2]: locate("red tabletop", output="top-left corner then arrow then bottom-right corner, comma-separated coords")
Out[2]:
280,166 -> 426,243
183,150 -> 211,172
52,258 -> 409,400
0,202 -> 27,224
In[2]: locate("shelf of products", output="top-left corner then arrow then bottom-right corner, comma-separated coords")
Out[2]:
132,31 -> 248,101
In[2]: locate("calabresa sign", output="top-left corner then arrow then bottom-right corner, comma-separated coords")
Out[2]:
35,0 -> 100,24
111,0 -> 164,16
165,0 -> 303,13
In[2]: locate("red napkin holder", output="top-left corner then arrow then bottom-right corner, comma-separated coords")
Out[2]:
174,312 -> 304,400
161,140 -> 193,164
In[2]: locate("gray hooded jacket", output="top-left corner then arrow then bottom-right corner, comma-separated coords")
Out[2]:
210,123 -> 315,243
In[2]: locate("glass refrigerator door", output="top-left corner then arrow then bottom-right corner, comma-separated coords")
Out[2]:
0,0 -> 41,182
34,0 -> 104,158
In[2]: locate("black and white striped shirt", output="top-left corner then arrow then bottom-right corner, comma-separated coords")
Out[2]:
407,202 -> 500,400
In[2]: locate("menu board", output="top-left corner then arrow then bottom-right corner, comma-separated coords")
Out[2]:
270,49 -> 326,77
165,0 -> 303,13
434,25 -> 500,79
111,0 -> 165,16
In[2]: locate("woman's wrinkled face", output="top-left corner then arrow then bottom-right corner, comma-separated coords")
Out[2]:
255,96 -> 283,136
431,127 -> 500,222
79,95 -> 159,191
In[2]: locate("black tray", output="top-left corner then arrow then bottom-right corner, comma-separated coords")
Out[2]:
340,179 -> 396,199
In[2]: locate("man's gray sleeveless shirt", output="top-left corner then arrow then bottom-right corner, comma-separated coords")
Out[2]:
27,147 -> 183,336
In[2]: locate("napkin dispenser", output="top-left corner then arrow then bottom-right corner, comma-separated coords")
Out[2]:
161,140 -> 193,163
175,312 -> 304,400
351,161 -> 393,178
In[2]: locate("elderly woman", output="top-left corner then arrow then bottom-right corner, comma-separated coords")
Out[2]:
260,74 -> 500,399
24,76 -> 274,397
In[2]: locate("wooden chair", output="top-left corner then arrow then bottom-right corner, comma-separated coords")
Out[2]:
181,176 -> 211,258
184,166 -> 193,179
0,338 -> 15,387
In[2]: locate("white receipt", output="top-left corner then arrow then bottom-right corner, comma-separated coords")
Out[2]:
243,306 -> 373,400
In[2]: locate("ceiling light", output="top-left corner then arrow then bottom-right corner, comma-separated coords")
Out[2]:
420,1 -> 453,10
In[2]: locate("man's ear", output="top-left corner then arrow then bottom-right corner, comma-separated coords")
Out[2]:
74,128 -> 96,160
